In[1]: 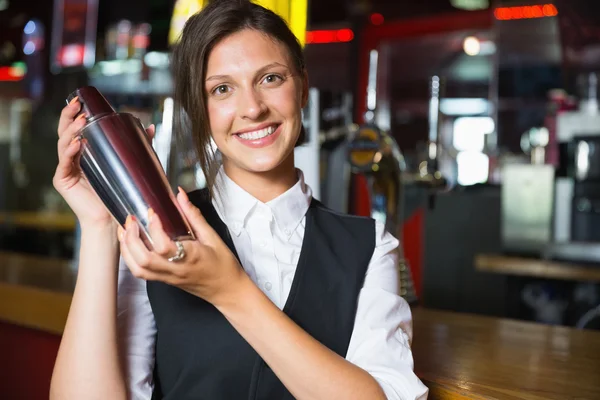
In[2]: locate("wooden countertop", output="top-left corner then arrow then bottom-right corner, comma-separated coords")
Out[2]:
1,251 -> 599,399
412,308 -> 600,399
475,254 -> 600,282
0,211 -> 76,231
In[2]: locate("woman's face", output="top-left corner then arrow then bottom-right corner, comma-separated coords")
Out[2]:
204,29 -> 307,177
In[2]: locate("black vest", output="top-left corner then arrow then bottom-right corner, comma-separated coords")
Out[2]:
147,189 -> 376,399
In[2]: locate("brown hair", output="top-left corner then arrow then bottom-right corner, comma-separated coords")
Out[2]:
171,0 -> 307,195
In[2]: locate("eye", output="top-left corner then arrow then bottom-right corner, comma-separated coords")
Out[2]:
212,85 -> 231,96
262,74 -> 283,85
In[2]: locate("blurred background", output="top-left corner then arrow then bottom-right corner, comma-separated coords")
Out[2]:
1,0 -> 600,398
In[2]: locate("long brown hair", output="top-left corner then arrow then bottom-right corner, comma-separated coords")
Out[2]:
171,0 -> 307,196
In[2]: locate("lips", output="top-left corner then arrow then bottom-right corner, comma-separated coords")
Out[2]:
236,124 -> 277,140
233,123 -> 283,149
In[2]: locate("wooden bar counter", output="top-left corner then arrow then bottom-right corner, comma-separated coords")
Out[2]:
1,252 -> 599,399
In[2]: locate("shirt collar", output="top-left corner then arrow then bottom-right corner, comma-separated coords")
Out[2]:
211,166 -> 312,240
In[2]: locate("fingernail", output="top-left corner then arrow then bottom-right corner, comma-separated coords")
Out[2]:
69,96 -> 79,105
118,227 -> 124,241
148,207 -> 155,223
76,113 -> 88,122
125,215 -> 131,228
178,186 -> 190,203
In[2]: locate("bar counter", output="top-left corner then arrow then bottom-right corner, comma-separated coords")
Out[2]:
1,251 -> 599,399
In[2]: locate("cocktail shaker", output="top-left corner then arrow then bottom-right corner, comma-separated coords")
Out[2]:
66,86 -> 194,246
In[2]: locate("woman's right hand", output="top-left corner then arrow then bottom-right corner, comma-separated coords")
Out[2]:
53,98 -> 155,228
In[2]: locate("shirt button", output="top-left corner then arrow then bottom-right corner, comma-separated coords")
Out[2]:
284,228 -> 291,235
265,282 -> 272,291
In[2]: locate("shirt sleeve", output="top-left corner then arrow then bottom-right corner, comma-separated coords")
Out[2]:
345,222 -> 429,400
117,257 -> 156,400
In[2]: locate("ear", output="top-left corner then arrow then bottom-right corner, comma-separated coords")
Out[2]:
300,70 -> 309,108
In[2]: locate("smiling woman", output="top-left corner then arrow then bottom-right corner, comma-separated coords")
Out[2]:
49,1 -> 428,399
171,2 -> 308,198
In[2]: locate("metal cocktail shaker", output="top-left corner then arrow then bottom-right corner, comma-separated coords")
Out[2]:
66,86 -> 194,246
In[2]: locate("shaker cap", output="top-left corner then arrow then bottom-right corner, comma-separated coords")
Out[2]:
66,86 -> 115,120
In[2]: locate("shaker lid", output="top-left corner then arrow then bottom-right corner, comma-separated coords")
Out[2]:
66,86 -> 115,119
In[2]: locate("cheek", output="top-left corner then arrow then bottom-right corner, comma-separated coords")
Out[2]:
207,100 -> 236,136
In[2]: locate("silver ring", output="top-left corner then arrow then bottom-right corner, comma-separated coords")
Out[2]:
168,240 -> 186,262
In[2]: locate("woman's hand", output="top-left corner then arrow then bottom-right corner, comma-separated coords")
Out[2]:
53,97 -> 155,228
118,188 -> 248,307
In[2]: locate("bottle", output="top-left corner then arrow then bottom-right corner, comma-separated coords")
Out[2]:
66,86 -> 194,247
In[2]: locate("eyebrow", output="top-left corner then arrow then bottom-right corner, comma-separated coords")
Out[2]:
205,62 -> 290,82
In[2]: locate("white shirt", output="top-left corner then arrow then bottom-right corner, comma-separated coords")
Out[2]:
117,167 -> 429,400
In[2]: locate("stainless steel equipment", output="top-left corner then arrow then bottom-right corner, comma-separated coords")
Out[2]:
502,72 -> 600,263
67,86 -> 194,246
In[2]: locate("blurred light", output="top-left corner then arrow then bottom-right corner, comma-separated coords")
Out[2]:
144,51 -> 170,68
494,4 -> 557,20
450,0 -> 489,11
23,41 -> 36,55
367,49 -> 378,111
440,98 -> 489,116
457,151 -> 489,186
370,13 -> 384,25
24,20 -> 36,35
306,29 -> 354,44
463,36 -> 480,56
0,62 -> 27,82
0,0 -> 8,11
453,117 -> 495,152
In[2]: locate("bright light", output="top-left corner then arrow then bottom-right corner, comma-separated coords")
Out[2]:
457,151 -> 489,186
24,20 -> 36,35
450,0 -> 489,11
453,117 -> 495,152
23,41 -> 36,55
306,29 -> 354,44
440,98 -> 489,116
494,4 -> 558,20
144,51 -> 170,68
463,36 -> 480,56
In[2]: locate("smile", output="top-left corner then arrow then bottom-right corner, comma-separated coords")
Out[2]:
236,124 -> 278,140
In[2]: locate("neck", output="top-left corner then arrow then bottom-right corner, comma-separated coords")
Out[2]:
222,153 -> 298,203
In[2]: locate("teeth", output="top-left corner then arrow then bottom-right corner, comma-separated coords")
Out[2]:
238,125 -> 276,140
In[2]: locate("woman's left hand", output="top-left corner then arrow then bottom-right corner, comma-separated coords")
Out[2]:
118,188 -> 248,307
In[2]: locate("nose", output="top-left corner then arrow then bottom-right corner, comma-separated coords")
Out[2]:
239,87 -> 267,120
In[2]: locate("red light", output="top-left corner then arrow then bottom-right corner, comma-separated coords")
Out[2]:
494,3 -> 558,20
306,29 -> 354,44
337,29 -> 354,42
543,4 -> 558,16
370,13 -> 384,25
0,66 -> 24,82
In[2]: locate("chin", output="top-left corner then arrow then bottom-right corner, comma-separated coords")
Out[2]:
242,157 -> 283,173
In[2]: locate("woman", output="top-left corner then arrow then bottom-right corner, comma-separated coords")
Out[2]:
50,1 -> 428,399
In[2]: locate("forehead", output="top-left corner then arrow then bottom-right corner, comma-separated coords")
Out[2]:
206,29 -> 291,76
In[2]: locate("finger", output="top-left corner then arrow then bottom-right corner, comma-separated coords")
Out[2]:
177,187 -> 213,241
58,97 -> 82,135
120,235 -> 172,282
145,124 -> 155,141
123,215 -> 185,277
147,207 -> 178,258
54,137 -> 82,183
57,114 -> 87,160
123,215 -> 154,268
